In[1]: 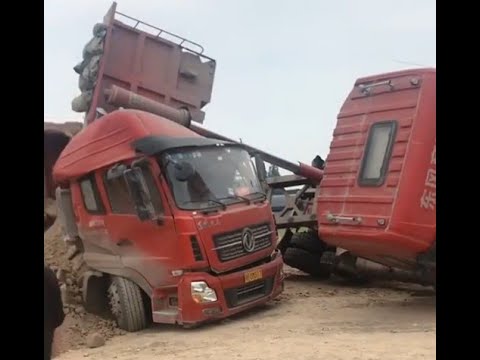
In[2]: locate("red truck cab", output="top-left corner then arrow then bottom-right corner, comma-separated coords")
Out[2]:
317,68 -> 436,275
53,110 -> 283,330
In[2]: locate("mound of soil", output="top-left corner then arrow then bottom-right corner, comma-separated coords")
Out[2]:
44,220 -> 124,357
44,122 -> 83,137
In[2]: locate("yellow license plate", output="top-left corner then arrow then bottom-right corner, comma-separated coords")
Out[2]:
244,269 -> 263,283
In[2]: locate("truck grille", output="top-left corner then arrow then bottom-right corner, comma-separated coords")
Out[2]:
213,223 -> 272,262
224,277 -> 274,308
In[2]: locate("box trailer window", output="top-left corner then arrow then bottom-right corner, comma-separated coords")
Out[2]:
79,175 -> 105,214
359,121 -> 397,186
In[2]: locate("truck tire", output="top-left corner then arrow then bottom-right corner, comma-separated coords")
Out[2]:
290,231 -> 326,254
283,247 -> 331,279
107,276 -> 148,332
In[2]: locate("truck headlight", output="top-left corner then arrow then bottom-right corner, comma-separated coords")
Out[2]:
191,281 -> 217,303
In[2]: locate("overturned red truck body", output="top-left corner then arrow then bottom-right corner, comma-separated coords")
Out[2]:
271,68 -> 436,287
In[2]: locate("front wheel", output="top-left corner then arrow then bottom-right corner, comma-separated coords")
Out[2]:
107,276 -> 149,332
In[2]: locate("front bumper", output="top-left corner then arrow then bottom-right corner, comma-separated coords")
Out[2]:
163,250 -> 284,326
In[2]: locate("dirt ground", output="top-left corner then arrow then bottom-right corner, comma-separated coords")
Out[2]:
54,268 -> 436,360
45,220 -> 126,356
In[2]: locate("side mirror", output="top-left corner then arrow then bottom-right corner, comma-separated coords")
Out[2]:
131,157 -> 150,168
254,155 -> 267,182
311,155 -> 325,170
123,168 -> 156,222
106,163 -> 127,180
174,161 -> 196,182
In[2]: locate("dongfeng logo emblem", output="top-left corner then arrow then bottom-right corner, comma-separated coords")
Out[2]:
242,228 -> 256,253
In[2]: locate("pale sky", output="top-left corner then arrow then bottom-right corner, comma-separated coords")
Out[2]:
44,0 -> 436,165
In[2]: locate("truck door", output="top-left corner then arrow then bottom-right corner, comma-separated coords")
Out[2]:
101,160 -> 178,288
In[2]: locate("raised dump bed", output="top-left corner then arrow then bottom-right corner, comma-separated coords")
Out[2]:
71,2 -> 216,125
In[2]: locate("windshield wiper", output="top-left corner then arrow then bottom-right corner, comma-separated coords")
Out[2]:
217,195 -> 251,205
248,191 -> 267,201
206,198 -> 227,210
181,198 -> 227,211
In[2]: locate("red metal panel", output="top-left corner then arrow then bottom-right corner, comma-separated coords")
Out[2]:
318,68 -> 436,263
85,3 -> 215,125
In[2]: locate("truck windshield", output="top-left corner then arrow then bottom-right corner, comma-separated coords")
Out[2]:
162,146 -> 264,210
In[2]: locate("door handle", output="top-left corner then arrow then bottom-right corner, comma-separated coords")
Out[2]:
116,238 -> 133,247
88,219 -> 105,229
326,213 -> 362,225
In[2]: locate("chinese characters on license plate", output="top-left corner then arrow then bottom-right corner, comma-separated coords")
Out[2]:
244,269 -> 262,283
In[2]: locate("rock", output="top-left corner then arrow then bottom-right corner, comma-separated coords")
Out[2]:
66,246 -> 80,260
86,333 -> 105,348
75,306 -> 84,314
44,199 -> 57,218
56,269 -> 66,283
60,284 -> 71,304
72,255 -> 86,272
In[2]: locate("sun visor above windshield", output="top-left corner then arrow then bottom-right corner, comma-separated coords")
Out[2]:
132,135 -> 237,156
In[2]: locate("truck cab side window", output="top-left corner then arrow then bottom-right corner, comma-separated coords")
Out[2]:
359,121 -> 397,186
79,175 -> 105,214
105,176 -> 136,214
104,164 -> 164,215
